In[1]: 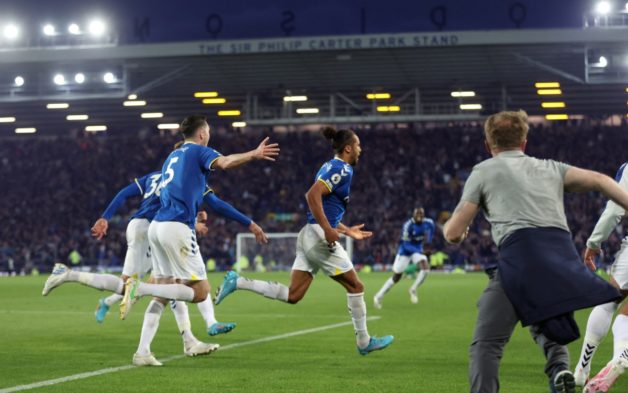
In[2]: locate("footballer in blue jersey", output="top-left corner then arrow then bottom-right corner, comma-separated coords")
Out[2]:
373,207 -> 436,308
215,126 -> 394,356
575,161 -> 628,387
121,115 -> 279,322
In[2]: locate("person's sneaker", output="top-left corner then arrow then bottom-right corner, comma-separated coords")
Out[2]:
214,271 -> 239,305
373,295 -> 383,310
357,335 -> 394,355
184,341 -> 220,357
208,322 -> 236,336
94,298 -> 110,323
119,277 -> 141,320
409,289 -> 419,304
553,370 -> 576,393
42,263 -> 70,296
584,358 -> 628,393
132,353 -> 162,366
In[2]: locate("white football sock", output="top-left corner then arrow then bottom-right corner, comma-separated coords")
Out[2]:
236,277 -> 289,302
576,302 -> 617,370
411,270 -> 429,291
137,300 -> 165,356
67,271 -> 124,294
196,297 -> 218,327
612,314 -> 628,361
347,292 -> 370,349
169,300 -> 197,347
374,277 -> 396,299
104,293 -> 124,307
137,283 -> 194,302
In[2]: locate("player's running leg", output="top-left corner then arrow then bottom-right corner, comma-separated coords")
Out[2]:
169,300 -> 219,356
409,255 -> 429,304
332,269 -> 393,355
373,254 -> 409,309
133,298 -> 166,366
42,263 -> 124,296
214,270 -> 292,305
574,301 -> 618,386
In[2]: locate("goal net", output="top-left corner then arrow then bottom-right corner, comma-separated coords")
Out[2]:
234,232 -> 354,272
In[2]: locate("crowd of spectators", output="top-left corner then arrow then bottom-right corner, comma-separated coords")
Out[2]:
1,122 -> 626,274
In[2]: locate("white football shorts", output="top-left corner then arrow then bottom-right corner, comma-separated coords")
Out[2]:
292,224 -> 353,276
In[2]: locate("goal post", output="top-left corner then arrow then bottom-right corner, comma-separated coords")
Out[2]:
234,232 -> 353,273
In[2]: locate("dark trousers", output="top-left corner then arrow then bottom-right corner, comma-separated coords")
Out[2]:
469,273 -> 570,393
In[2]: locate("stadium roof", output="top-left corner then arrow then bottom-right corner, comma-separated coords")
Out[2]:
1,28 -> 627,134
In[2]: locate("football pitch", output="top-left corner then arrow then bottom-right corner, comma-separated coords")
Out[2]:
0,272 -> 625,392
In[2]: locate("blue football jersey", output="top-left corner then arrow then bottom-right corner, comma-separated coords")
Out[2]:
398,218 -> 435,255
306,158 -> 353,228
154,143 -> 222,228
132,171 -> 163,221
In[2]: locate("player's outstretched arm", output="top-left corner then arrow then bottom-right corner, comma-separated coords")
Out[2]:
212,137 -> 279,170
337,223 -> 373,241
92,181 -> 142,240
305,180 -> 339,246
203,191 -> 268,244
443,200 -> 479,244
565,167 -> 628,212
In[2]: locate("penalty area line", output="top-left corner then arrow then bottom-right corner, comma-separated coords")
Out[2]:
0,316 -> 381,393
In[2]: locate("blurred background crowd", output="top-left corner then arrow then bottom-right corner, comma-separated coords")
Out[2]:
1,122 -> 626,274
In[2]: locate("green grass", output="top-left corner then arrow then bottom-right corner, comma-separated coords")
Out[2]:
0,272 -> 625,392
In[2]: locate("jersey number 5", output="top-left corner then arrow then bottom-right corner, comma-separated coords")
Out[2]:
161,157 -> 179,189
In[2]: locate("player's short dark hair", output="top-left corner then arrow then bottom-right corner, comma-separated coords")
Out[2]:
180,115 -> 208,139
321,126 -> 356,154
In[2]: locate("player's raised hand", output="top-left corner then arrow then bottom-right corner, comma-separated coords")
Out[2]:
249,221 -> 268,244
253,137 -> 280,161
91,218 -> 109,240
343,224 -> 373,241
583,247 -> 600,272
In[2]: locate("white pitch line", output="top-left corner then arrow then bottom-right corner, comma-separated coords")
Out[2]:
0,316 -> 381,393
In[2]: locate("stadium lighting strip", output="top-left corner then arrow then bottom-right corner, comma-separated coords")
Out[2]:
536,82 -> 568,120
296,108 -> 319,114
0,117 -> 17,123
459,104 -> 483,110
535,82 -> 560,89
366,93 -> 391,100
141,112 -> 164,119
232,121 -> 247,127
537,89 -> 562,95
218,110 -> 242,116
283,96 -> 308,102
47,103 -> 70,109
376,106 -> 401,112
127,94 -> 138,100
123,100 -> 147,107
450,91 -> 475,98
541,102 -> 566,108
194,92 -> 219,98
546,114 -> 569,120
158,123 -> 179,130
15,127 -> 36,134
66,114 -> 89,121
202,98 -> 227,104
85,125 -> 107,132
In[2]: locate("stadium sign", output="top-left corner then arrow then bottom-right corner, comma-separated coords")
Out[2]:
199,33 -> 459,55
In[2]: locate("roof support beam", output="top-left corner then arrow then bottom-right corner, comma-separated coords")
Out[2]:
510,52 -> 584,84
